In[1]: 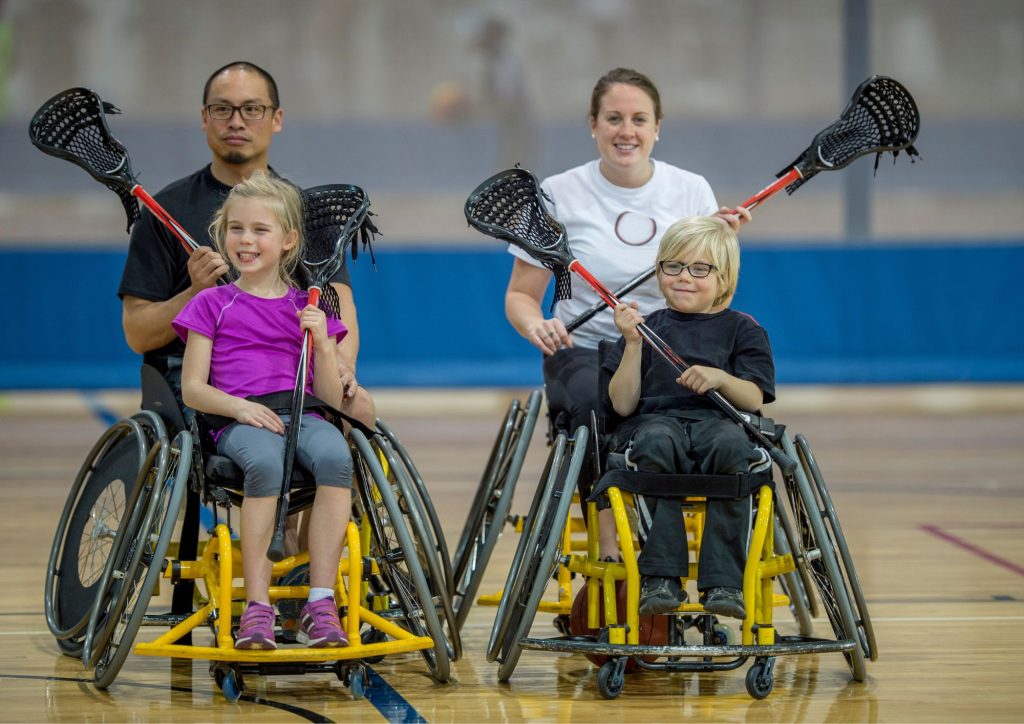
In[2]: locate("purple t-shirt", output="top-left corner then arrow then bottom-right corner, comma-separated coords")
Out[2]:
172,284 -> 347,399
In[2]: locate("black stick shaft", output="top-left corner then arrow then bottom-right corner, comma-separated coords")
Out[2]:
565,267 -> 656,333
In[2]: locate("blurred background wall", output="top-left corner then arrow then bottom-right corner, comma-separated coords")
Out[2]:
0,0 -> 1022,388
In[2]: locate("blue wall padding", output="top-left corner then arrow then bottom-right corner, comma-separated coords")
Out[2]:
1,243 -> 1022,389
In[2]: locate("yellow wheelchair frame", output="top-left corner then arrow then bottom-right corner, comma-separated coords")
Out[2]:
53,395 -> 454,701
483,419 -> 874,699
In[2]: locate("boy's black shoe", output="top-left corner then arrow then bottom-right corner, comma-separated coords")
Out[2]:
699,587 -> 746,619
639,576 -> 684,616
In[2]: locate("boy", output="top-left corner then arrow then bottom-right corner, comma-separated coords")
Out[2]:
605,216 -> 775,618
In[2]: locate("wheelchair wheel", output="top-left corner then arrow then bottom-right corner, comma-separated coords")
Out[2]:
774,484 -> 820,620
773,511 -> 815,637
495,427 -> 589,683
453,390 -> 543,631
351,430 -> 451,684
486,430 -> 567,662
82,435 -> 169,668
780,432 -> 867,682
795,433 -> 877,661
44,416 -> 151,657
377,419 -> 453,597
374,432 -> 463,662
93,431 -> 191,689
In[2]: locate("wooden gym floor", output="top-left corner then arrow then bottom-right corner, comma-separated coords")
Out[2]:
1,385 -> 1022,722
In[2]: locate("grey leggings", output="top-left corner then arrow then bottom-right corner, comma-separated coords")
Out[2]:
217,414 -> 353,497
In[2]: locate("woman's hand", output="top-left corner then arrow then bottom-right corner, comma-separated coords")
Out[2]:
613,301 -> 644,345
234,399 -> 285,434
526,318 -> 571,356
713,205 -> 752,232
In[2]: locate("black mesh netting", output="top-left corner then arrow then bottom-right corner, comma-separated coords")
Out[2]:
464,168 -> 573,304
779,75 -> 921,194
299,184 -> 379,318
29,88 -> 141,232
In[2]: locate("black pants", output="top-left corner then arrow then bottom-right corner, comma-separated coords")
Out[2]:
543,347 -> 600,504
623,414 -> 758,591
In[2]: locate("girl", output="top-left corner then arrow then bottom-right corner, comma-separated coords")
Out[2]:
174,172 -> 352,649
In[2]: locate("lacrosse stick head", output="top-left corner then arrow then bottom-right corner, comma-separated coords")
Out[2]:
29,87 -> 141,231
299,184 -> 376,317
781,75 -> 921,193
464,167 -> 574,303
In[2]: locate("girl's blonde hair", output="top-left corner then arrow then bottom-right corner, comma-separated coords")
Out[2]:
656,216 -> 740,308
209,171 -> 305,287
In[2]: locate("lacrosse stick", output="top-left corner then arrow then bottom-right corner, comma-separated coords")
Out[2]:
29,87 -> 197,249
560,75 -> 921,335
466,166 -> 799,473
266,184 -> 376,562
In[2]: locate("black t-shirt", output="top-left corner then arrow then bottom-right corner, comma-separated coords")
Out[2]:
601,307 -> 776,418
118,164 -> 351,364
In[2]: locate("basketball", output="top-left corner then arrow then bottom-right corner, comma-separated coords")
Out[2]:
569,580 -> 670,672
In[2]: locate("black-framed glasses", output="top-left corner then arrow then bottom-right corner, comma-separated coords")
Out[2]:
204,103 -> 275,121
659,260 -> 716,278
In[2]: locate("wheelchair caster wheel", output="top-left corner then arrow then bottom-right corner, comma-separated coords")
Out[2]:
745,657 -> 775,700
553,614 -> 571,636
211,663 -> 244,703
597,658 -> 626,699
350,666 -> 367,700
711,622 -> 734,646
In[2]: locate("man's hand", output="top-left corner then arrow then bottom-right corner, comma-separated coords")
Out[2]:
336,359 -> 358,400
187,246 -> 229,293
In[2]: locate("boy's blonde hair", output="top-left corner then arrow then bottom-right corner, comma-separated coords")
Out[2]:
209,171 -> 305,287
656,216 -> 740,308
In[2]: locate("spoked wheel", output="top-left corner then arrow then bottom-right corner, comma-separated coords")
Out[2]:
795,433 -> 877,661
373,431 -> 462,661
494,427 -> 589,683
453,390 -> 543,631
780,432 -> 867,682
351,429 -> 450,684
44,412 -> 166,657
92,431 -> 191,689
774,483 -> 820,619
377,419 -> 453,596
82,436 -> 168,668
773,509 -> 815,636
486,430 -> 566,663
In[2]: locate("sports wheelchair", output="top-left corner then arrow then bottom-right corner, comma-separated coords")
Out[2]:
452,392 -> 817,644
44,365 -> 459,700
461,353 -> 875,699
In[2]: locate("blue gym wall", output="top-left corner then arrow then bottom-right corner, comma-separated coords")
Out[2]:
2,242 -> 1022,389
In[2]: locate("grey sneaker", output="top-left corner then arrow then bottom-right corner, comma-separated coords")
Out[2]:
638,576 -> 685,616
700,587 -> 747,619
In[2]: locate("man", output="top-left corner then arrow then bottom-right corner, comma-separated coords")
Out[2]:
118,60 -> 374,426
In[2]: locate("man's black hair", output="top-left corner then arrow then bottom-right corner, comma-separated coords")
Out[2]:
203,61 -> 280,108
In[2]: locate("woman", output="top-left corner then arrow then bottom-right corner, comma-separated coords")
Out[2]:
503,67 -> 750,556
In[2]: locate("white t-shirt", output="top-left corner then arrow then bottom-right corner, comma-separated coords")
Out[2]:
509,159 -> 718,349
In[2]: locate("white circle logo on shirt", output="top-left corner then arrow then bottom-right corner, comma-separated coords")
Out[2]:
614,211 -> 657,246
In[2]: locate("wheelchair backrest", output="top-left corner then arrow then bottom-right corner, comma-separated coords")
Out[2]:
140,364 -> 187,436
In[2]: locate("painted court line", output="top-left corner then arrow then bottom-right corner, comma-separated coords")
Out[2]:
920,524 -> 1024,577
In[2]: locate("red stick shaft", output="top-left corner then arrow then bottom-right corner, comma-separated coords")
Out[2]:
131,185 -> 199,253
738,167 -> 803,210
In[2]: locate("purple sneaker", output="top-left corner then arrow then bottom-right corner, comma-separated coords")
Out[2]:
297,598 -> 348,648
235,601 -> 277,650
